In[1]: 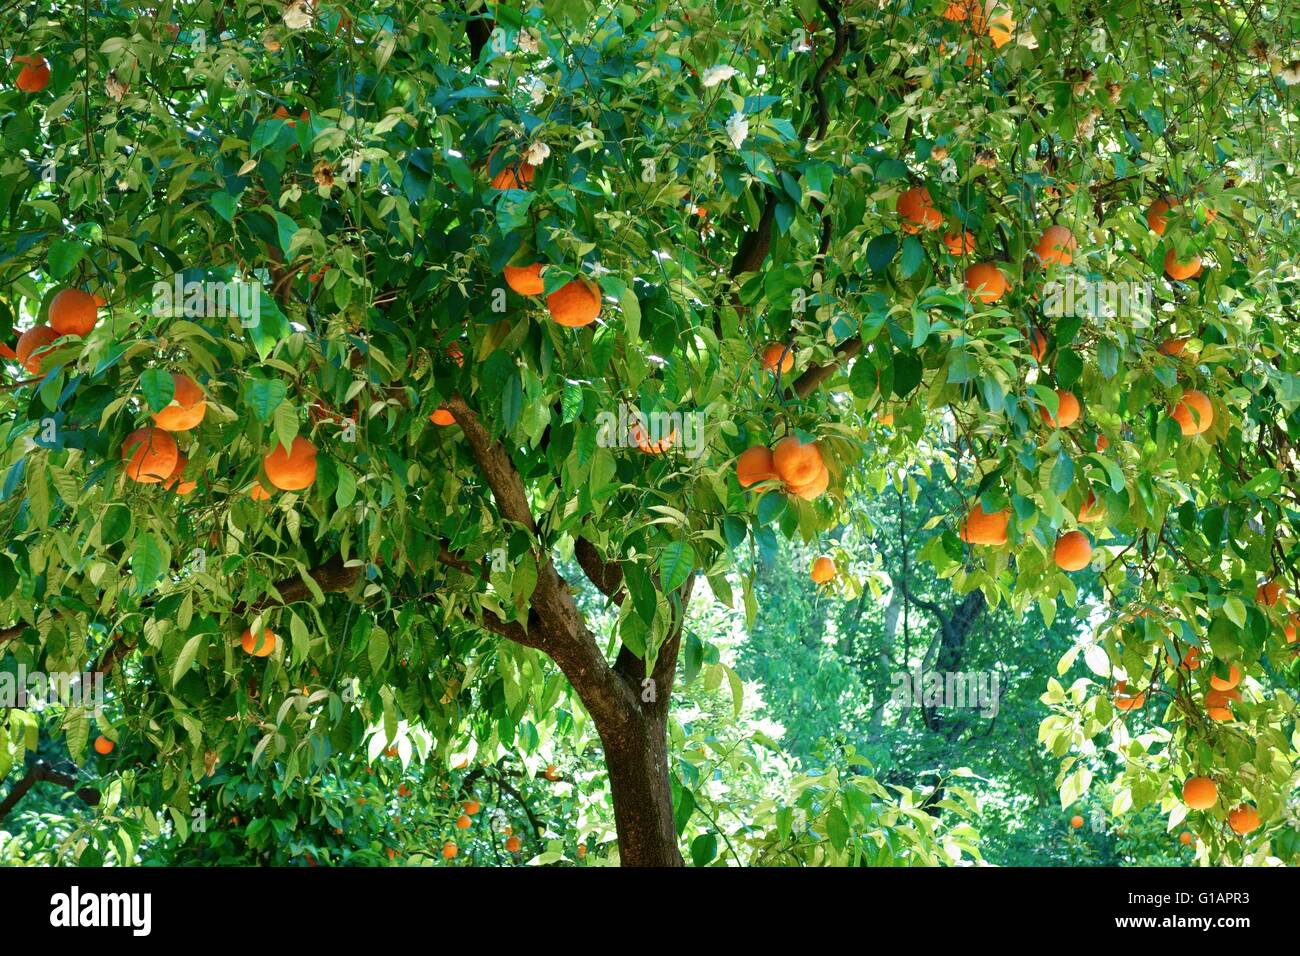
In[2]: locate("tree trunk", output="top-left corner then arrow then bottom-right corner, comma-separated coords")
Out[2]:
597,709 -> 683,866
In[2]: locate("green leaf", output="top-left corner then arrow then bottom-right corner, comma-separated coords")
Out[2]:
245,378 -> 288,422
140,368 -> 175,412
690,833 -> 718,867
48,239 -> 88,280
172,635 -> 204,685
657,541 -> 695,592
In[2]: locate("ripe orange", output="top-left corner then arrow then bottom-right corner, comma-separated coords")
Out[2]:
398,783 -> 411,797
1034,225 -> 1077,265
430,407 -> 456,426
14,55 -> 50,93
810,556 -> 835,584
546,278 -> 601,327
1228,805 -> 1261,836
241,626 -> 277,657
1284,614 -> 1298,643
787,461 -> 830,501
504,262 -> 545,296
121,426 -> 179,484
264,436 -> 318,490
1054,530 -> 1092,571
1070,815 -> 1084,829
152,373 -> 206,431
16,325 -> 60,374
455,814 -> 471,830
1164,248 -> 1202,280
943,1 -> 971,20
93,735 -> 114,755
959,503 -> 1009,546
463,799 -> 480,815
974,2 -> 1015,46
1095,433 -> 1110,452
896,186 -> 938,231
1208,663 -> 1241,691
760,342 -> 794,374
1113,680 -> 1145,710
248,482 -> 273,501
1040,389 -> 1081,428
1146,196 -> 1179,235
964,262 -> 1008,303
1256,580 -> 1283,607
1171,390 -> 1213,436
773,436 -> 824,488
544,764 -> 560,781
1178,831 -> 1194,846
1205,687 -> 1239,721
1158,337 -> 1187,357
943,228 -> 976,255
442,841 -> 458,859
162,454 -> 197,495
487,147 -> 534,190
1167,645 -> 1201,670
577,843 -> 587,858
1182,776 -> 1218,810
49,288 -> 99,336
628,420 -> 676,454
736,446 -> 778,488
505,835 -> 521,853
1077,490 -> 1104,524
1027,326 -> 1048,362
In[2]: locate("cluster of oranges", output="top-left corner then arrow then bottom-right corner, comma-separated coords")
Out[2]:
1181,776 -> 1261,837
735,434 -> 830,502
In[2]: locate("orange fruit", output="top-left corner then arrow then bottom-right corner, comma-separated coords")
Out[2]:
1228,805 -> 1261,836
1054,530 -> 1092,571
1256,580 -> 1283,607
787,461 -> 830,501
1164,248 -> 1202,280
544,764 -> 560,781
1182,776 -> 1218,810
1167,645 -> 1201,670
577,843 -> 587,858
1284,614 -> 1298,643
943,228 -> 976,255
463,799 -> 480,815
772,436 -> 824,488
248,482 -> 273,501
505,835 -> 521,853
397,783 -> 411,797
1209,663 -> 1241,691
1171,390 -> 1213,436
49,288 -> 99,336
162,454 -> 197,495
546,278 -> 601,327
487,148 -> 534,190
442,841 -> 458,859
1146,196 -> 1179,235
736,446 -> 778,488
152,373 -> 206,431
430,407 -> 456,426
446,342 -> 465,367
16,325 -> 60,374
455,814 -> 471,830
959,503 -> 1009,546
1034,225 -> 1077,265
964,262 -> 1008,303
1070,815 -> 1084,829
1158,337 -> 1187,357
972,1 -> 1015,45
943,1 -> 971,20
14,55 -> 50,93
1095,433 -> 1110,452
760,342 -> 794,374
896,186 -> 937,229
810,556 -> 835,584
241,626 -> 277,657
1205,687 -> 1239,721
121,426 -> 179,484
1077,490 -> 1104,524
93,735 -> 114,755
1179,831 -> 1194,845
628,420 -> 676,454
1040,389 -> 1081,428
1027,326 -> 1048,362
264,436 -> 318,490
504,262 -> 545,296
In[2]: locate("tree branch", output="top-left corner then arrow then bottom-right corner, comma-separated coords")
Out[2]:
0,759 -> 101,823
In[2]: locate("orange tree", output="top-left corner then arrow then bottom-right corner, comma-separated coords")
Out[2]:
3,0 -> 1300,866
